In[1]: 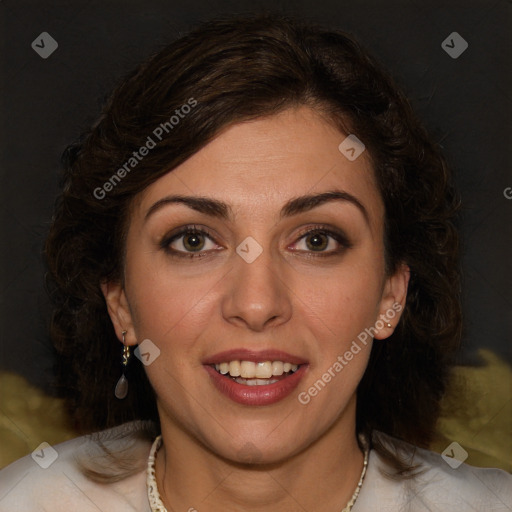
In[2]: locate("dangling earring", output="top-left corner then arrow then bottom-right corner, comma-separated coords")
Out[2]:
114,330 -> 130,399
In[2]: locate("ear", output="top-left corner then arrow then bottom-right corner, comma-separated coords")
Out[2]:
373,263 -> 410,340
100,280 -> 137,346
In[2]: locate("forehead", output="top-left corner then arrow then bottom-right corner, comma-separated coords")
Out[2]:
134,106 -> 383,228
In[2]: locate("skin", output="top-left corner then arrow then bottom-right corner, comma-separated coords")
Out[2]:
102,106 -> 409,512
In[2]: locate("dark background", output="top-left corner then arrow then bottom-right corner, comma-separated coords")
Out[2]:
0,0 -> 511,395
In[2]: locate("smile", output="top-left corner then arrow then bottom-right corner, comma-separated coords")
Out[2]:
213,360 -> 300,385
204,359 -> 307,406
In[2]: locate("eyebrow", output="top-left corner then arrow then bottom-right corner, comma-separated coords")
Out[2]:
281,191 -> 369,225
144,190 -> 369,225
144,195 -> 231,222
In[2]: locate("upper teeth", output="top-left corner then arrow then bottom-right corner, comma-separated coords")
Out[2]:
214,361 -> 299,378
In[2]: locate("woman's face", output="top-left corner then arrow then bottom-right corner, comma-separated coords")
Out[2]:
104,106 -> 408,463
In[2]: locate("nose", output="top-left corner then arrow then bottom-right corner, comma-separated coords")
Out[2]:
220,244 -> 292,332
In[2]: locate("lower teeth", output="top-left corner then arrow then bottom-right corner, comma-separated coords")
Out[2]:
234,377 -> 280,386
213,366 -> 299,385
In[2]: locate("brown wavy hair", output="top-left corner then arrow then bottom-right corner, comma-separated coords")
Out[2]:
45,13 -> 462,477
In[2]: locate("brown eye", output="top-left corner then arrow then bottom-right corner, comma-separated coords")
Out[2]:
305,232 -> 329,251
164,228 -> 218,256
290,226 -> 352,256
182,233 -> 205,251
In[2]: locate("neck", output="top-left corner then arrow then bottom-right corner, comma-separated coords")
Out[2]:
154,399 -> 365,512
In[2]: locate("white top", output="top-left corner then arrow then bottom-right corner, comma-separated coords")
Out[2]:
0,423 -> 510,511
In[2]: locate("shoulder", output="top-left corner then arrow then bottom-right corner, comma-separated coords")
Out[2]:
355,431 -> 512,511
0,422 -> 153,512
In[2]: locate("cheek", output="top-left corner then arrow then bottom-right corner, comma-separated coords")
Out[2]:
293,265 -> 382,410
294,257 -> 384,337
124,251 -> 221,346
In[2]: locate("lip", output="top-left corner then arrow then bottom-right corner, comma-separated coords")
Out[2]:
204,363 -> 308,406
202,349 -> 308,366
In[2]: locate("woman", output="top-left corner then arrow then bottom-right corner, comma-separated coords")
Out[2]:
0,13 -> 510,512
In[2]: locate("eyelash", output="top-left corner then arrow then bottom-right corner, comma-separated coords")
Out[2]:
160,225 -> 217,259
292,225 -> 353,257
160,224 -> 352,259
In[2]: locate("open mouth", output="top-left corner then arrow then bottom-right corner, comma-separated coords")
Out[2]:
212,360 -> 301,386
